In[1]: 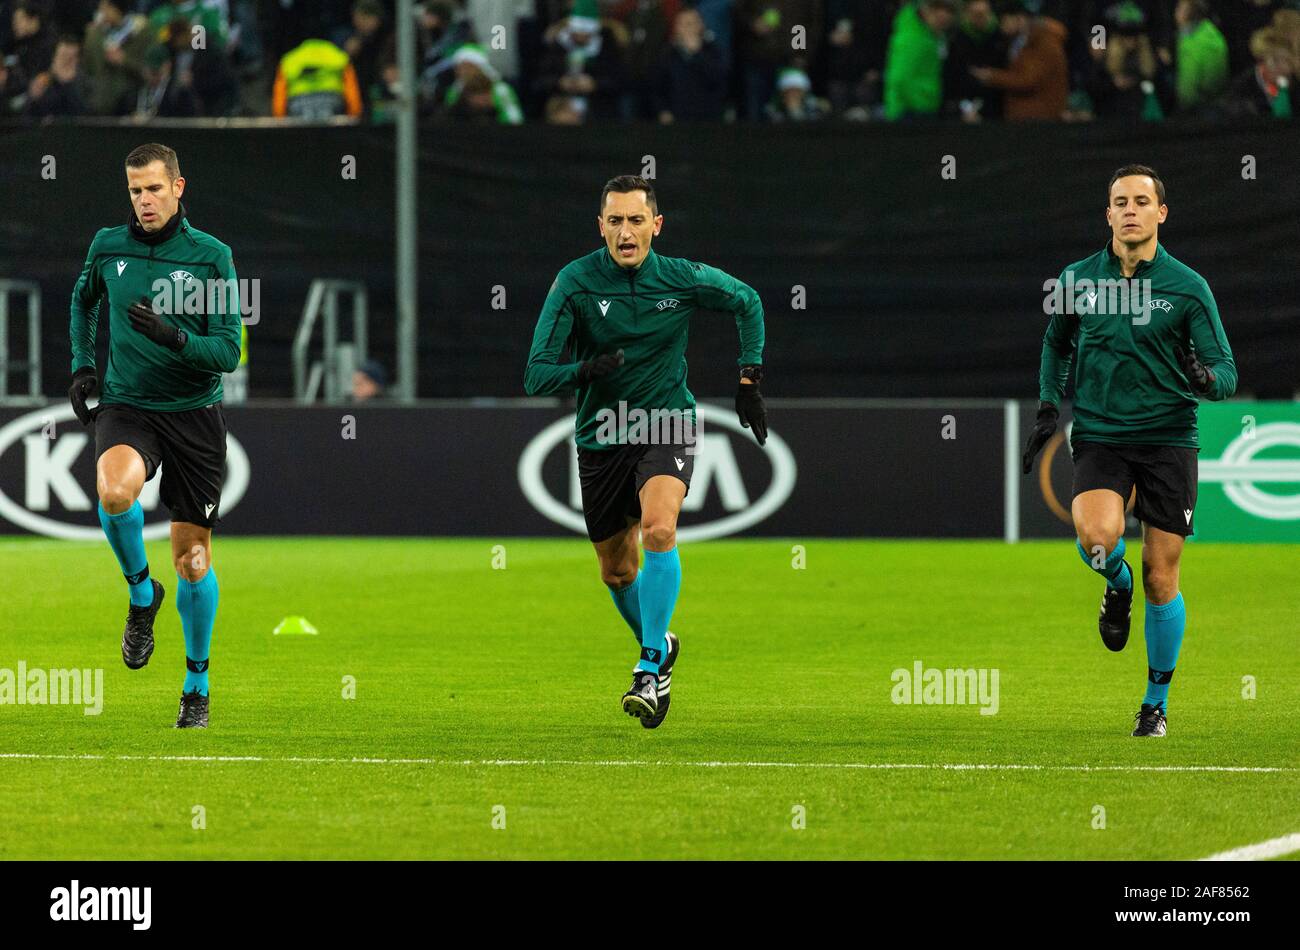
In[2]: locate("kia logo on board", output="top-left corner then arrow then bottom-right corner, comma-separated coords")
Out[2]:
0,404 -> 250,540
517,403 -> 797,541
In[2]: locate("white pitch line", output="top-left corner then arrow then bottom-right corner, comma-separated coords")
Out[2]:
1200,832 -> 1300,862
0,753 -> 1296,772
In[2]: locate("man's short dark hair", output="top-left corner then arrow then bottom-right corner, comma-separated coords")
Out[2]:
126,143 -> 180,181
600,175 -> 658,215
1108,164 -> 1165,204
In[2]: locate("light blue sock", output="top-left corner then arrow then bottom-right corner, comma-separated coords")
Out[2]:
1075,537 -> 1132,591
98,501 -> 153,606
608,573 -> 643,645
1143,592 -> 1185,713
176,570 -> 218,696
637,548 -> 680,674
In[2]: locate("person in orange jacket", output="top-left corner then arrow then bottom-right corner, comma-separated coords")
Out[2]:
970,0 -> 1069,121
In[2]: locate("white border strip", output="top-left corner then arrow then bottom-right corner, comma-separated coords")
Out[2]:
1200,832 -> 1300,861
1,753 -> 1295,773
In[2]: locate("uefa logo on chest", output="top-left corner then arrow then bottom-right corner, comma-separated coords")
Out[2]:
655,298 -> 680,311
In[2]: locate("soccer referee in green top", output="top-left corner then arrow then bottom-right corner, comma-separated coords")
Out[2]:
525,175 -> 767,728
1023,164 -> 1237,737
69,143 -> 241,728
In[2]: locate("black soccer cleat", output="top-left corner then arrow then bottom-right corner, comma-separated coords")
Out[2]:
640,632 -> 679,730
1131,703 -> 1167,737
121,579 -> 164,670
621,670 -> 659,721
175,689 -> 209,729
1098,566 -> 1133,652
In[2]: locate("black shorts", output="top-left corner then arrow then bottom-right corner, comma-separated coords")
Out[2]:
577,441 -> 694,543
1071,440 -> 1198,536
94,402 -> 228,528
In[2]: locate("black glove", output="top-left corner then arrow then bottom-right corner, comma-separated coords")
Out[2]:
577,348 -> 624,384
68,366 -> 98,427
1021,401 -> 1058,474
127,297 -> 186,351
1173,344 -> 1215,395
735,380 -> 767,446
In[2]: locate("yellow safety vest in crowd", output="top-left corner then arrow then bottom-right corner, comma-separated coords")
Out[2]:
273,40 -> 362,118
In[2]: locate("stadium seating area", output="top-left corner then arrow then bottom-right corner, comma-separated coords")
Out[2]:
0,0 -> 1295,122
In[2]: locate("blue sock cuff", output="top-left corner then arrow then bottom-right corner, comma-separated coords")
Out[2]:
1076,536 -> 1125,562
1105,537 -> 1126,571
1076,537 -> 1129,581
1075,539 -> 1094,568
1146,592 -> 1184,618
607,575 -> 641,606
99,500 -> 143,523
608,574 -> 640,611
643,547 -> 679,568
176,569 -> 217,591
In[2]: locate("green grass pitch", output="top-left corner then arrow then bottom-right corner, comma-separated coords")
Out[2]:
1,537 -> 1296,860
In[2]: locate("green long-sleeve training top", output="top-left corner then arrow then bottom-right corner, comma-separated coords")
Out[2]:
525,247 -> 765,451
1038,242 -> 1237,448
71,213 -> 241,411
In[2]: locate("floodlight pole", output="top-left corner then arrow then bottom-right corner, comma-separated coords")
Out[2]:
395,0 -> 417,402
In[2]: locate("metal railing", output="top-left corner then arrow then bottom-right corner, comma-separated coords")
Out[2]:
292,279 -> 368,403
0,280 -> 41,404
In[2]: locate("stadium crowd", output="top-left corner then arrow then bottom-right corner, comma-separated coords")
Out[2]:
0,0 -> 1294,122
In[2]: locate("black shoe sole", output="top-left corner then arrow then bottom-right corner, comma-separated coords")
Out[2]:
122,580 -> 164,670
622,694 -> 655,719
641,694 -> 671,729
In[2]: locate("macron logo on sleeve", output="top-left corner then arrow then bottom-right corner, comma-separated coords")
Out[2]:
116,261 -> 127,276
597,300 -> 611,317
